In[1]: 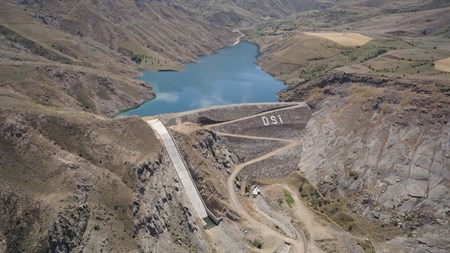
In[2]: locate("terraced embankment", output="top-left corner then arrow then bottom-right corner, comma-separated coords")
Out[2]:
153,102 -> 311,252
149,101 -> 373,252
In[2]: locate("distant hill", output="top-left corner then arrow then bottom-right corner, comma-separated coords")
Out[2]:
6,0 -> 234,67
172,0 -> 335,27
0,0 -> 235,115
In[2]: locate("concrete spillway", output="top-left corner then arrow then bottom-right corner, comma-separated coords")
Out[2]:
147,119 -> 209,224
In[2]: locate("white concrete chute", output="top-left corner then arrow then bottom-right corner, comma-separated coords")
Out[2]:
147,119 -> 208,224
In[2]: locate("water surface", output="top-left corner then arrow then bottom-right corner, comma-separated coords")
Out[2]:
120,42 -> 285,117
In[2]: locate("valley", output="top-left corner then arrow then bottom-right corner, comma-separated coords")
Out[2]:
0,0 -> 449,252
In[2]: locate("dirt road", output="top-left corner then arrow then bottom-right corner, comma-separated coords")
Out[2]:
206,104 -> 308,252
232,30 -> 245,46
220,131 -> 304,252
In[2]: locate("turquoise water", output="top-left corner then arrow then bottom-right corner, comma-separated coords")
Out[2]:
119,42 -> 285,117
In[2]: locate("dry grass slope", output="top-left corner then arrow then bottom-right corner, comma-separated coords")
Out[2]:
303,32 -> 373,47
435,57 -> 450,72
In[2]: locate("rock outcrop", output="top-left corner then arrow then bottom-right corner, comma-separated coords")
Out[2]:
193,130 -> 240,172
132,153 -> 212,252
0,110 -> 212,252
280,72 -> 450,252
49,204 -> 90,253
0,180 -> 44,253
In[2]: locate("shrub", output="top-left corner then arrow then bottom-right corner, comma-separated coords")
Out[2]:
349,171 -> 359,180
283,190 -> 294,208
251,239 -> 263,249
277,197 -> 283,205
131,54 -> 144,64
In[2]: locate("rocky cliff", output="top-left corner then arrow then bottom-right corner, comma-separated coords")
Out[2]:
279,72 -> 449,252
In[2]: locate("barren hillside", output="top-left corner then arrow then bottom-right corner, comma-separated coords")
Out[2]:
0,0 -> 235,115
0,0 -> 235,252
0,105 -> 213,252
0,0 -> 449,252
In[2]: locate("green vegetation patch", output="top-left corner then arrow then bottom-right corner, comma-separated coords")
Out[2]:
131,54 -> 145,64
250,239 -> 263,249
297,176 -> 360,234
352,86 -> 383,100
283,190 -> 294,208
293,173 -> 402,252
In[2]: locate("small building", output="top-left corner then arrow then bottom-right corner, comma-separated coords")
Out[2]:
252,185 -> 261,197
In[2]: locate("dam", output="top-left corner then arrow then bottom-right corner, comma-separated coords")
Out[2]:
144,102 -> 310,229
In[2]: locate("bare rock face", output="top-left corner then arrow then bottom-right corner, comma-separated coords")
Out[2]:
283,75 -> 450,252
170,128 -> 239,218
132,154 -> 212,253
193,129 -> 240,172
0,180 -> 45,253
48,204 -> 90,253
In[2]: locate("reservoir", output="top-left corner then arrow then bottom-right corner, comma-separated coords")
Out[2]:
119,42 -> 285,117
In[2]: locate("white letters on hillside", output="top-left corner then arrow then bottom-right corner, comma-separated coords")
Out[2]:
262,115 -> 283,126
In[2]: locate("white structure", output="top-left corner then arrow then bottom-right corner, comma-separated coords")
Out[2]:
147,119 -> 208,225
252,186 -> 260,197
